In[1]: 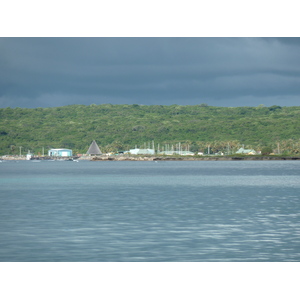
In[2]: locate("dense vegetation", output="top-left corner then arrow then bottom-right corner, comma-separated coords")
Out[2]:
1,104 -> 300,156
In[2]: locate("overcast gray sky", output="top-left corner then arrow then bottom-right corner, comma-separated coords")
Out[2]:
1,37 -> 300,108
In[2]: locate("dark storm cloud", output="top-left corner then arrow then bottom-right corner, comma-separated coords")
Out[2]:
1,37 -> 300,108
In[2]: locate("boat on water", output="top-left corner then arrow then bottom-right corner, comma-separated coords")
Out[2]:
57,158 -> 79,162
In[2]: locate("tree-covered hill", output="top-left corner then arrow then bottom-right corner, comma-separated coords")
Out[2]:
1,104 -> 300,155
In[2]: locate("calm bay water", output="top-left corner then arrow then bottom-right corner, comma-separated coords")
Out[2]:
0,160 -> 300,262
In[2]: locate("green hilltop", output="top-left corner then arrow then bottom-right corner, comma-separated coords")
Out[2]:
1,104 -> 300,155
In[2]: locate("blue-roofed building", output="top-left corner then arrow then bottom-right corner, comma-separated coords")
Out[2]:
48,148 -> 73,157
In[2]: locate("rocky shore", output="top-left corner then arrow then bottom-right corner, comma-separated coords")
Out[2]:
91,155 -> 300,161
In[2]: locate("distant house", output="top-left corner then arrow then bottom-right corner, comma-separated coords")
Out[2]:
128,148 -> 155,155
86,140 -> 102,155
48,148 -> 73,157
236,147 -> 257,155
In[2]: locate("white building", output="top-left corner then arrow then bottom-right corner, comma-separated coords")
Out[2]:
158,150 -> 195,156
128,148 -> 155,155
236,147 -> 257,155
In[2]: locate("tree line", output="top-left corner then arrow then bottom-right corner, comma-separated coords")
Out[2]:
1,104 -> 300,155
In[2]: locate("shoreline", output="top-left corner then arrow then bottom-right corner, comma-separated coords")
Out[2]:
1,155 -> 300,161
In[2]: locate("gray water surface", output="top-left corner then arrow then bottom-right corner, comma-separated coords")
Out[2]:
1,160 -> 300,261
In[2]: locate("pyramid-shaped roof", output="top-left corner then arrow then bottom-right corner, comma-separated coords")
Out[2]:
87,140 -> 102,155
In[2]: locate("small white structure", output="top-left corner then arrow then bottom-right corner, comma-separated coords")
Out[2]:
129,148 -> 155,155
26,153 -> 32,160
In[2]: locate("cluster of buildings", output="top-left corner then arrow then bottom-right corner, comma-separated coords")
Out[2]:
124,147 -> 258,156
47,140 -> 102,158
46,141 -> 259,158
124,149 -> 195,156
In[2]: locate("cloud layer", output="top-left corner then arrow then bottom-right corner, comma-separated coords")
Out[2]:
1,37 -> 300,108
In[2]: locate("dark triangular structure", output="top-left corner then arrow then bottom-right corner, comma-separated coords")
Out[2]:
86,140 -> 102,155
